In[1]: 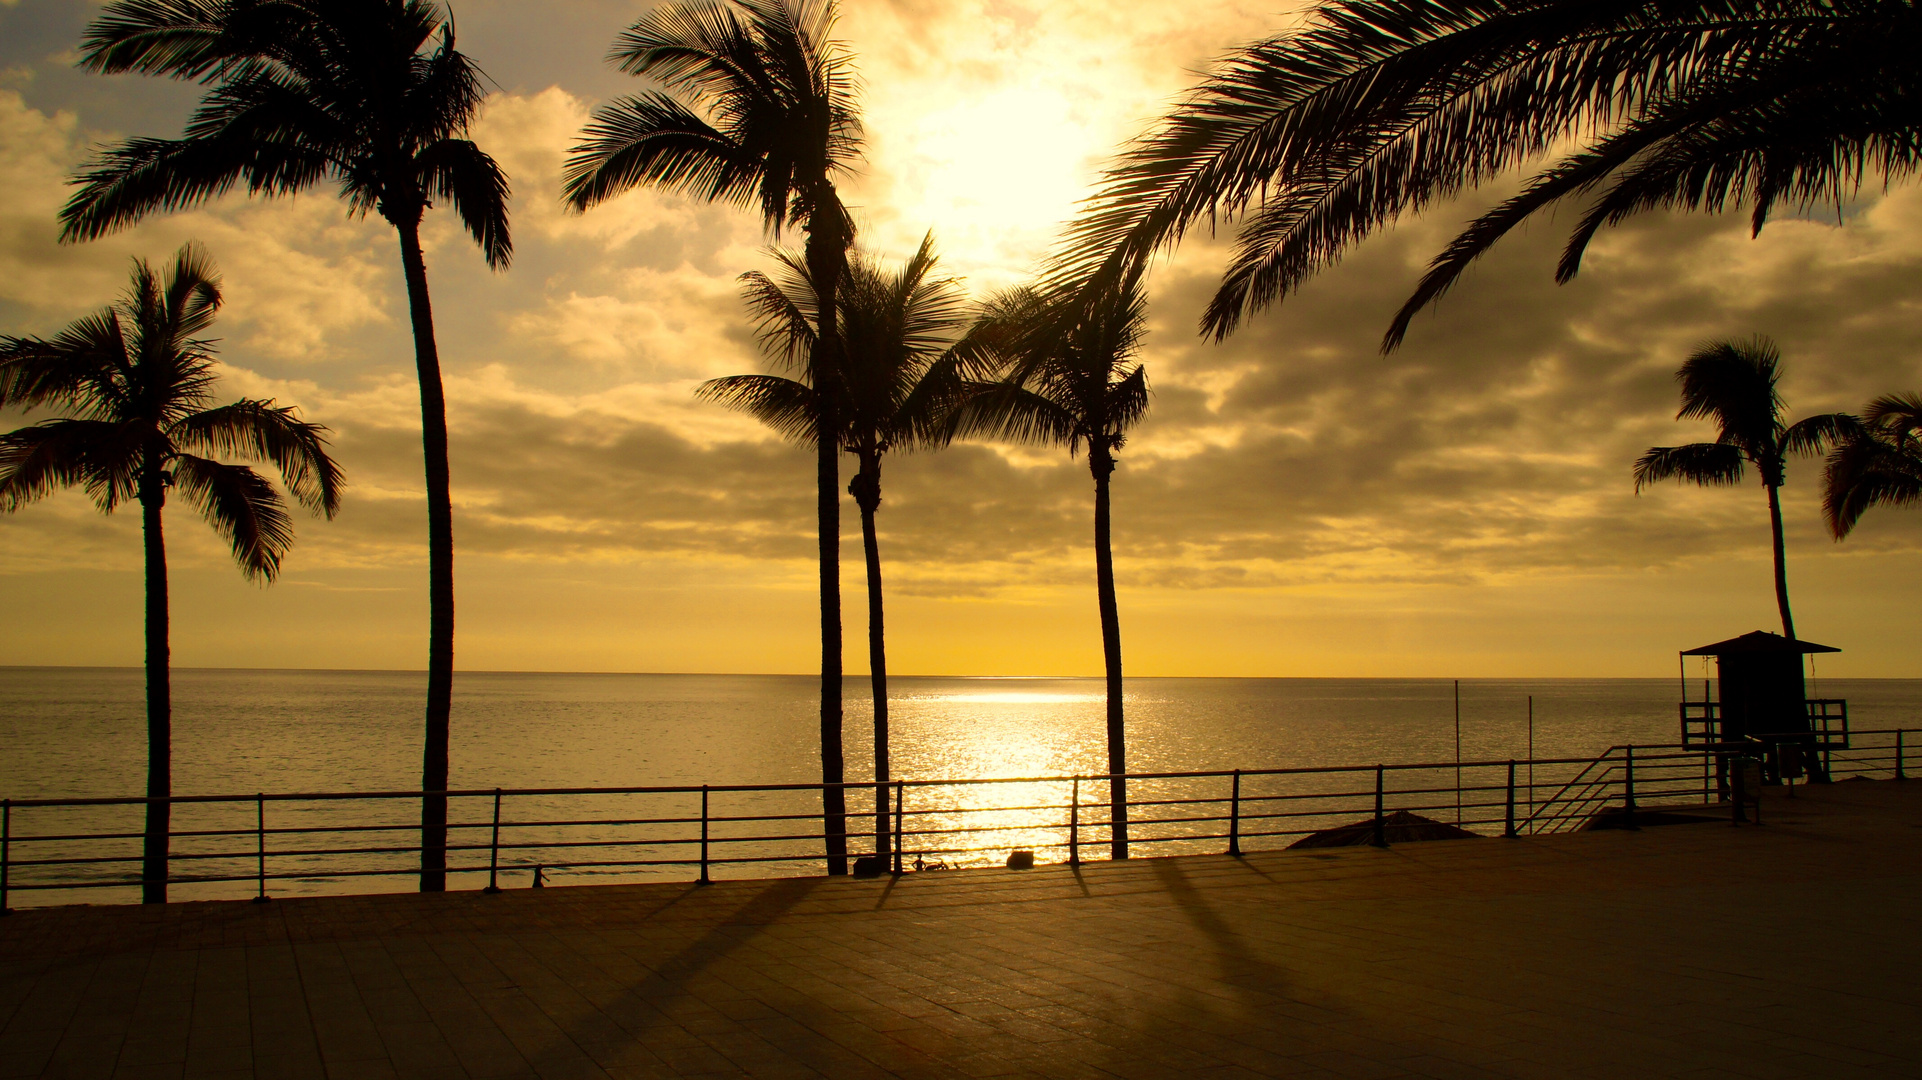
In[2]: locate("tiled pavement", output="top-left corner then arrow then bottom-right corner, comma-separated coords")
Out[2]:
2,780 -> 1918,1079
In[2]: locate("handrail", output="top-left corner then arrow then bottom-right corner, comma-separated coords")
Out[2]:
1,730 -> 1911,909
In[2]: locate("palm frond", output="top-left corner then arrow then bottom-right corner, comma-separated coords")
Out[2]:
695,373 -> 821,445
1676,337 -> 1782,454
417,138 -> 512,269
1782,411 -> 1862,457
1634,441 -> 1747,492
0,314 -> 131,416
1822,423 -> 1922,537
169,453 -> 295,582
946,381 -> 1080,450
166,398 -> 343,517
0,419 -> 135,512
562,92 -> 759,211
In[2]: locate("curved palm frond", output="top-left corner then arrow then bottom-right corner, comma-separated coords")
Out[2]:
1782,411 -> 1862,457
1634,441 -> 1747,491
0,420 -> 134,511
1062,0 -> 1919,346
562,92 -> 762,211
170,454 -> 295,582
167,398 -> 344,517
696,373 -> 820,445
418,138 -> 513,269
1814,422 -> 1922,534
0,313 -> 131,416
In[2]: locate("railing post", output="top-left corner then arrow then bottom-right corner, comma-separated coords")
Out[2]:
1371,765 -> 1387,848
2,799 -> 11,916
1228,770 -> 1242,857
699,785 -> 711,885
1069,776 -> 1081,867
484,788 -> 503,894
1504,760 -> 1516,838
1898,730 -> 1907,781
892,780 -> 904,875
252,794 -> 270,904
1623,746 -> 1638,830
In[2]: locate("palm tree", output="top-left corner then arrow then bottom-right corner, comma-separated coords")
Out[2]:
67,0 -> 515,891
65,0 -> 511,892
0,244 -> 342,904
1064,0 -> 1922,349
700,236 -> 976,863
960,270 -> 1152,860
566,0 -> 862,874
1633,338 -> 1851,639
1822,393 -> 1922,538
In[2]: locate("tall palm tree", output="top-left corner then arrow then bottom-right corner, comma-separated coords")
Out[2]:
0,244 -> 342,904
1634,338 -> 1851,639
64,0 -> 511,893
566,0 -> 862,874
1822,393 -> 1922,538
701,236 -> 976,862
1064,0 -> 1922,349
960,270 -> 1152,860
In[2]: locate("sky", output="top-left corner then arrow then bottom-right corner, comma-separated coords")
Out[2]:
3,0 -> 1922,679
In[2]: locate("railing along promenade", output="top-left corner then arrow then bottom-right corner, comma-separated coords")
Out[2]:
2,729 -> 1915,910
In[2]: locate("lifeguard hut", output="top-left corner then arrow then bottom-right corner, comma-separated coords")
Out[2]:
1679,631 -> 1849,787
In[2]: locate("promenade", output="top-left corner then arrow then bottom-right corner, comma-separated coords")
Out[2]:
2,780 -> 1917,1080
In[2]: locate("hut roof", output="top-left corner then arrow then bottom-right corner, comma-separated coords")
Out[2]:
1680,630 -> 1840,656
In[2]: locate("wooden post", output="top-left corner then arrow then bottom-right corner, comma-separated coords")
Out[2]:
2,799 -> 11,916
1069,777 -> 1081,867
484,789 -> 503,894
252,795 -> 270,905
1504,760 -> 1516,838
699,786 -> 711,885
893,780 -> 904,875
1228,770 -> 1242,857
1372,766 -> 1387,848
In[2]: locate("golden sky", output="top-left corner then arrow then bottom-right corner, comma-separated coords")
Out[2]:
3,0 -> 1922,678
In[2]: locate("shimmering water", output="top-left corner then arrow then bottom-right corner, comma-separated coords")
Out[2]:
4,669 -> 1918,903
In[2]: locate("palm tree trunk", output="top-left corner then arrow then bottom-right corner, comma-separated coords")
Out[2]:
850,457 -> 888,859
1767,479 -> 1796,639
396,218 -> 457,893
139,467 -> 170,904
806,207 -> 848,877
1091,445 -> 1127,860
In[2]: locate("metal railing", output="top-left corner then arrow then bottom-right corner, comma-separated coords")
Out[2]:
2,729 -> 1914,911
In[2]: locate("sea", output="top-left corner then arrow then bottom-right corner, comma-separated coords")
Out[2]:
4,669 -> 1918,904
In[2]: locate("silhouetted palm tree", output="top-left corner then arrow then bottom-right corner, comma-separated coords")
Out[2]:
1065,0 -> 1922,349
0,245 -> 341,904
566,0 -> 862,874
1634,338 -> 1851,639
960,270 -> 1152,859
1823,393 -> 1922,538
701,236 -> 976,861
66,0 -> 511,893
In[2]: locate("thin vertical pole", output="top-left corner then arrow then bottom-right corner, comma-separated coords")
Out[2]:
1624,745 -> 1638,829
1069,776 -> 1081,867
1372,765 -> 1387,848
1504,760 -> 1516,838
1228,770 -> 1241,857
892,780 -> 904,875
252,794 -> 270,904
484,788 -> 502,894
1526,696 -> 1535,834
2,799 -> 11,916
1454,680 -> 1462,826
699,786 -> 710,885
1898,730 -> 1907,781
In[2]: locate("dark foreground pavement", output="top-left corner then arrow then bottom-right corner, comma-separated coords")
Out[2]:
3,780 -> 1918,1080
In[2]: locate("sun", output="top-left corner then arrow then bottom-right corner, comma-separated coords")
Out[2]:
861,82 -> 1098,288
